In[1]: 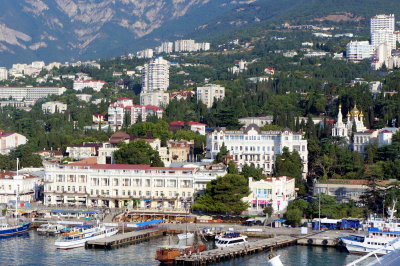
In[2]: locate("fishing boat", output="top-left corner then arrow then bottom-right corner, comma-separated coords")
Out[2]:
54,225 -> 118,249
177,232 -> 194,240
0,158 -> 31,237
215,232 -> 248,248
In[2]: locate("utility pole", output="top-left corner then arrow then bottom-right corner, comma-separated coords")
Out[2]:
318,194 -> 321,231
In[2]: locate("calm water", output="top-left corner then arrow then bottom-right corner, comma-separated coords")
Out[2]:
0,231 -> 373,266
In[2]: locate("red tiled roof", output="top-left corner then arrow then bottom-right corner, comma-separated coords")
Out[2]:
170,121 -> 185,126
93,113 -> 105,117
118,97 -> 132,100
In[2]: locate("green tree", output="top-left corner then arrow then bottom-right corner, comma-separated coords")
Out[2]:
113,140 -> 164,166
275,147 -> 305,194
193,174 -> 250,213
214,142 -> 228,163
227,160 -> 239,174
241,163 -> 266,181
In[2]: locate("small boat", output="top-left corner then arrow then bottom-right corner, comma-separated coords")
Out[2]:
54,225 -> 118,249
215,232 -> 248,248
37,224 -> 67,235
0,222 -> 31,237
177,232 -> 194,240
267,254 -> 283,266
155,244 -> 206,264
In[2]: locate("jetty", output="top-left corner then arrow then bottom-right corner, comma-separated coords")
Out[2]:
85,228 -> 166,249
174,235 -> 297,265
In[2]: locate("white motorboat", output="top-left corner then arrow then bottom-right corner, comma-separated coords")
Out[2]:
54,225 -> 118,249
215,232 -> 248,248
177,232 -> 194,240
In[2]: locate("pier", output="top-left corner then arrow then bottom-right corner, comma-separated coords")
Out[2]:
174,235 -> 297,265
85,228 -> 166,249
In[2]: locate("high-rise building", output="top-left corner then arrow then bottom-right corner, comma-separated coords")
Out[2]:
155,42 -> 174,54
0,87 -> 66,101
0,67 -> 8,81
371,14 -> 396,51
141,57 -> 170,93
136,48 -> 154,59
346,41 -> 373,61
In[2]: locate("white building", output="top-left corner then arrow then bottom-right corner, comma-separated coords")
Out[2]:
206,125 -> 308,176
73,80 -> 107,92
140,91 -> 170,107
155,42 -> 174,54
107,98 -> 164,126
128,105 -> 164,124
353,127 -> 399,154
0,130 -> 27,155
42,101 -> 67,114
0,87 -> 66,101
0,67 -> 8,81
66,143 -> 102,160
107,98 -> 133,126
188,121 -> 206,135
141,57 -> 170,93
43,163 -> 215,209
76,94 -> 92,102
332,105 -> 367,141
0,171 -> 42,204
239,116 -> 274,127
371,14 -> 396,51
137,49 -> 154,59
196,84 -> 225,108
243,176 -> 296,215
346,41 -> 373,61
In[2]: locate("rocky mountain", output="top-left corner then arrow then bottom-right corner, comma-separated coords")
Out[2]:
0,0 -> 252,66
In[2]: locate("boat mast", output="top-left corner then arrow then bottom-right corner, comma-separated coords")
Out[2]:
15,158 -> 19,220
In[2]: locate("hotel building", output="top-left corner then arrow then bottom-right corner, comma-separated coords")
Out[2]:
206,125 -> 308,176
43,163 -> 219,209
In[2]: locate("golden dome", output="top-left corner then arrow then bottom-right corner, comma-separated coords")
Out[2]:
359,110 -> 364,117
350,105 -> 360,117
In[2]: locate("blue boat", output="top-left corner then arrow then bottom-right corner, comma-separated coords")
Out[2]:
0,222 -> 31,237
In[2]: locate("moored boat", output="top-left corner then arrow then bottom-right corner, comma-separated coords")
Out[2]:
54,225 -> 118,249
155,244 -> 206,264
215,232 -> 248,248
0,222 -> 31,237
37,224 -> 67,235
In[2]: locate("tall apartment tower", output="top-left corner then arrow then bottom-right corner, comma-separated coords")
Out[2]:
371,14 -> 396,51
141,57 -> 170,93
140,57 -> 170,107
0,67 -> 8,81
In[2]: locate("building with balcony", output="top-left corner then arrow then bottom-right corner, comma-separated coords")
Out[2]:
206,125 -> 308,177
43,163 -> 214,209
0,86 -> 66,101
196,84 -> 225,108
243,176 -> 296,215
65,143 -> 102,160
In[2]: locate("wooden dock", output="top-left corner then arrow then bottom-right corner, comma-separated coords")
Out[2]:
174,235 -> 297,265
85,228 -> 166,249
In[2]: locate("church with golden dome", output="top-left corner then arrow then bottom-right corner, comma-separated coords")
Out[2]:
332,104 -> 367,140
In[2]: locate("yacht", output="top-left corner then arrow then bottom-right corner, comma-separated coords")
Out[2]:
54,225 -> 118,249
215,232 -> 248,248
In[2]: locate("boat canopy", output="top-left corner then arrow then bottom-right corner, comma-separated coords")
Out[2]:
50,210 -> 100,214
136,219 -> 164,227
